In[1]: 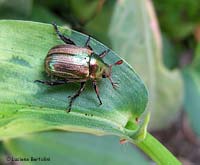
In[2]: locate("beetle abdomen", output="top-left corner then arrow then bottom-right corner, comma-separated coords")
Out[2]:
45,53 -> 90,80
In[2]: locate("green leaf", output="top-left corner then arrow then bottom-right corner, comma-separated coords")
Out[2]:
109,0 -> 183,130
182,43 -> 200,136
0,20 -> 180,165
4,132 -> 149,165
0,20 -> 148,141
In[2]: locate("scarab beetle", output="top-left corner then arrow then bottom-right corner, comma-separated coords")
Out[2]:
35,23 -> 123,112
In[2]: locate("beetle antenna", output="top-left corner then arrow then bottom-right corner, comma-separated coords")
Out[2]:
111,60 -> 123,67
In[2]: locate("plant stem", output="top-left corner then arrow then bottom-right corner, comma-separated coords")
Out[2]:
134,133 -> 181,165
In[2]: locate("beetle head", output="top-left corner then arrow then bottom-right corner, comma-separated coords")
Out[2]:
102,60 -> 123,89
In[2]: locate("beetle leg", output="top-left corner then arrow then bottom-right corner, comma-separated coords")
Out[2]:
85,36 -> 91,47
52,22 -> 76,45
92,81 -> 102,105
67,82 -> 86,112
34,80 -> 68,86
108,77 -> 119,89
99,49 -> 110,58
84,36 -> 93,51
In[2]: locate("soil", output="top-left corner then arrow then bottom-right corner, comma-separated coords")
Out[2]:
151,111 -> 200,165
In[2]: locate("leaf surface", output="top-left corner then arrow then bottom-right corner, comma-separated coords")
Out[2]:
4,132 -> 149,165
0,20 -> 148,140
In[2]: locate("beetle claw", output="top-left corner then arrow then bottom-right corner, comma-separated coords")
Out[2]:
112,82 -> 119,89
66,104 -> 72,113
108,77 -> 119,89
66,108 -> 71,113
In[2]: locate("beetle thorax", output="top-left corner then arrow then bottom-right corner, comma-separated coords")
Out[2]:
89,54 -> 110,80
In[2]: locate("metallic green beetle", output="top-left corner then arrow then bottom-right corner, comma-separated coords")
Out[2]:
35,23 -> 123,112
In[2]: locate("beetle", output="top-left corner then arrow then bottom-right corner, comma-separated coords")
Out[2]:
35,23 -> 123,112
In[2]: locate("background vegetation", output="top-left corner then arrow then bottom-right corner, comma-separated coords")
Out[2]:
0,0 -> 200,164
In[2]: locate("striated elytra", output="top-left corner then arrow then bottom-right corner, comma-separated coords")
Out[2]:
35,23 -> 123,112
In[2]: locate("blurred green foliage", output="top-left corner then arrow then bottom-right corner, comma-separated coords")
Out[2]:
154,0 -> 200,139
109,0 -> 183,130
154,0 -> 200,69
35,0 -> 114,45
153,0 -> 200,137
182,44 -> 200,136
0,0 -> 33,19
154,0 -> 200,39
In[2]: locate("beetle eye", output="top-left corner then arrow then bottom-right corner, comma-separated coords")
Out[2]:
102,74 -> 106,78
